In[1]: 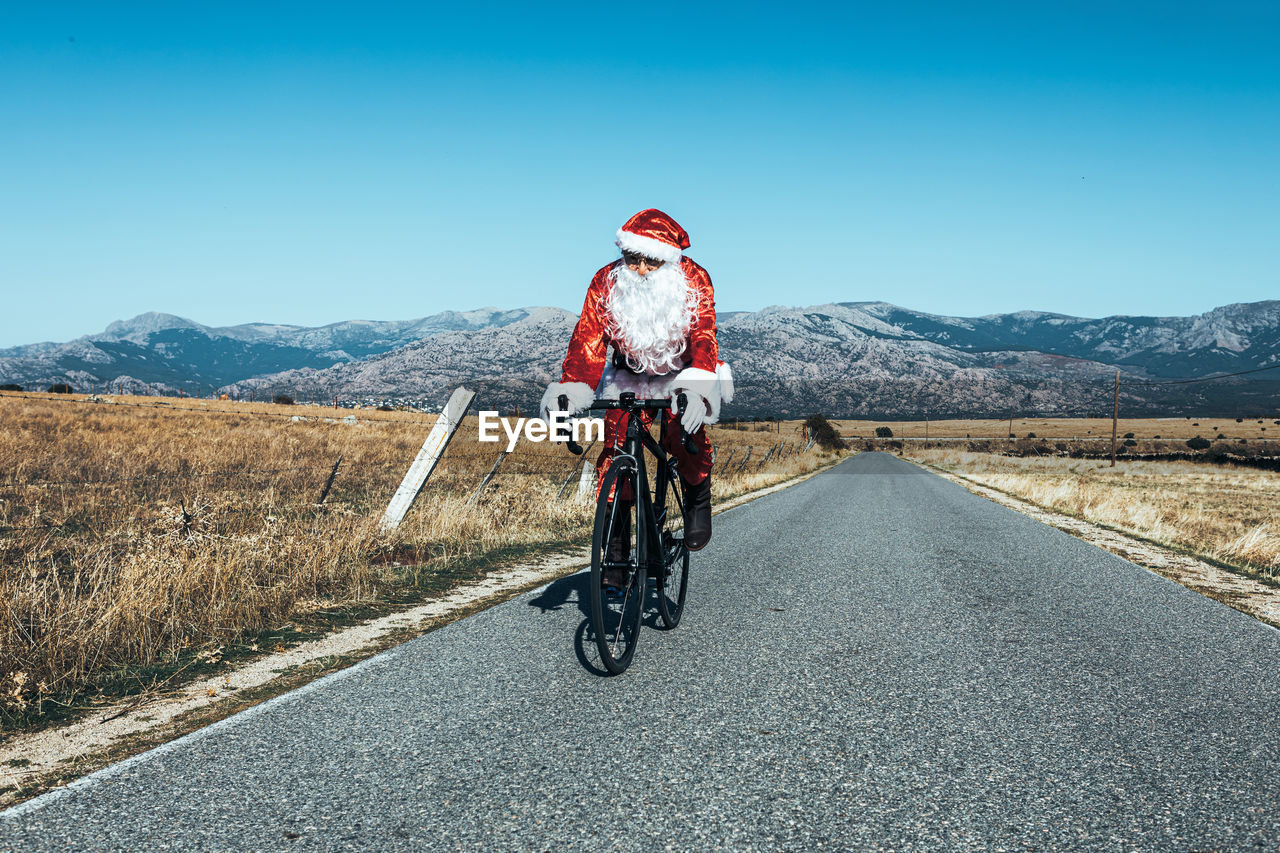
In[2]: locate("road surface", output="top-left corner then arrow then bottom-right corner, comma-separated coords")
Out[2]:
5,452 -> 1280,850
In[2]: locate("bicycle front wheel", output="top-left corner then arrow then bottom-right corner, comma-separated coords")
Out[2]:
590,460 -> 646,674
655,468 -> 690,629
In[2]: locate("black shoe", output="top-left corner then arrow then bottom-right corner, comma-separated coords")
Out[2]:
682,475 -> 712,551
606,500 -> 632,564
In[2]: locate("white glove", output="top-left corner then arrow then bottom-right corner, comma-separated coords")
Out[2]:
540,381 -> 594,424
670,390 -> 711,435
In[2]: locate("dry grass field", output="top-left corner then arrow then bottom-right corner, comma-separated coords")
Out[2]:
832,416 -> 1280,441
0,391 -> 833,726
904,448 -> 1280,576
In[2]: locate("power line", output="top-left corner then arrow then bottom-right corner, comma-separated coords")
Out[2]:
1122,363 -> 1280,386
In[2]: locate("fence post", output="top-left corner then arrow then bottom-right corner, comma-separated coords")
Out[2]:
558,440 -> 597,499
316,455 -> 342,504
736,446 -> 753,474
575,457 -> 596,499
378,386 -> 475,532
716,448 -> 737,473
466,449 -> 510,508
761,442 -> 779,466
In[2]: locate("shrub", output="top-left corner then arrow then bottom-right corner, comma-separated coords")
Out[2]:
1026,432 -> 1036,438
1237,417 -> 1244,423
377,404 -> 395,412
1124,432 -> 1135,439
1186,436 -> 1211,451
47,383 -> 74,394
875,426 -> 894,438
273,394 -> 294,405
803,414 -> 848,451
1123,439 -> 1137,447
0,383 -> 22,391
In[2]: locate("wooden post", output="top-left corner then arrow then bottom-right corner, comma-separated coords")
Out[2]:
717,448 -> 737,473
466,449 -> 510,508
558,440 -> 597,500
378,386 -> 475,532
316,455 -> 342,505
1111,370 -> 1119,467
736,446 -> 753,474
575,457 -> 596,499
762,442 -> 780,466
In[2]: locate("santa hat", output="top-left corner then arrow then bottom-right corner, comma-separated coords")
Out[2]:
615,208 -> 690,264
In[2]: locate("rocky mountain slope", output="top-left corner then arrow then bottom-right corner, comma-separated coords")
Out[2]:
228,301 -> 1279,418
0,308 -> 546,393
3,302 -> 1277,418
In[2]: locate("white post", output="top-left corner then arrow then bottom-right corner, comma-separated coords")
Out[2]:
378,386 -> 475,532
576,457 -> 596,499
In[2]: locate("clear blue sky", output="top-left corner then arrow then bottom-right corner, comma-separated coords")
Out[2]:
2,1 -> 1276,347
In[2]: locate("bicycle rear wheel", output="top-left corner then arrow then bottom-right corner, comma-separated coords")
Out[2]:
590,461 -> 645,674
655,468 -> 690,629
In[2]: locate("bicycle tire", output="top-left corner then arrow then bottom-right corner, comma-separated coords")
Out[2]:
655,470 -> 690,629
590,460 -> 646,674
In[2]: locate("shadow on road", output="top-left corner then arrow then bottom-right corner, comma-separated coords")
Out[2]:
528,572 -> 609,676
527,570 -> 670,677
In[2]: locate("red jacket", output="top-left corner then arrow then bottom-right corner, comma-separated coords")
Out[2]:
561,257 -> 719,387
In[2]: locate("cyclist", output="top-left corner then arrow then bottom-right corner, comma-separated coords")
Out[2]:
540,208 -> 733,571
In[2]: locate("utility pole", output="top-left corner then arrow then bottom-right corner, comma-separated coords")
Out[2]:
1008,411 -> 1014,440
1111,369 -> 1120,467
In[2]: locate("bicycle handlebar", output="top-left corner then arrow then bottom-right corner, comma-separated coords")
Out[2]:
556,392 -> 700,457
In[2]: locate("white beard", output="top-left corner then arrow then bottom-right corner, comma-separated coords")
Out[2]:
604,261 -> 698,375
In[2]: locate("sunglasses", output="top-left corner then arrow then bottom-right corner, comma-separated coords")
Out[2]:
622,251 -> 665,268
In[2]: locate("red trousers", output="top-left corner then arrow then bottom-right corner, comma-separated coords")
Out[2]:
596,408 -> 713,501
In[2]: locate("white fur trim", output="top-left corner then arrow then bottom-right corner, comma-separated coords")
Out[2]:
596,361 -> 734,424
615,229 -> 683,263
540,381 -> 595,420
596,362 -> 678,401
717,362 -> 734,405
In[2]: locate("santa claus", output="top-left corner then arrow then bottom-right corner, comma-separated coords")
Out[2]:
540,208 -> 733,556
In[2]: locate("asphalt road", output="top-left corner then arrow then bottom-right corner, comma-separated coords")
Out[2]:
5,452 -> 1280,851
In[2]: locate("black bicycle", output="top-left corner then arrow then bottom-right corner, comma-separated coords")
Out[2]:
558,391 -> 697,674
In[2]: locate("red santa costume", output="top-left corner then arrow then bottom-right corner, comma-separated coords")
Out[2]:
540,209 -> 733,550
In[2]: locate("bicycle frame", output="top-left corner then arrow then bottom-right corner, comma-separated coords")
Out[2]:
585,393 -> 686,573
620,404 -> 682,572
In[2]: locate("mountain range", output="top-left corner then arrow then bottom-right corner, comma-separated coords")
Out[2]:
2,301 -> 1277,418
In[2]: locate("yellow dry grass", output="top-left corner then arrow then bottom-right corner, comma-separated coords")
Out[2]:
0,391 -> 835,719
833,416 -> 1280,441
904,448 -> 1280,575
